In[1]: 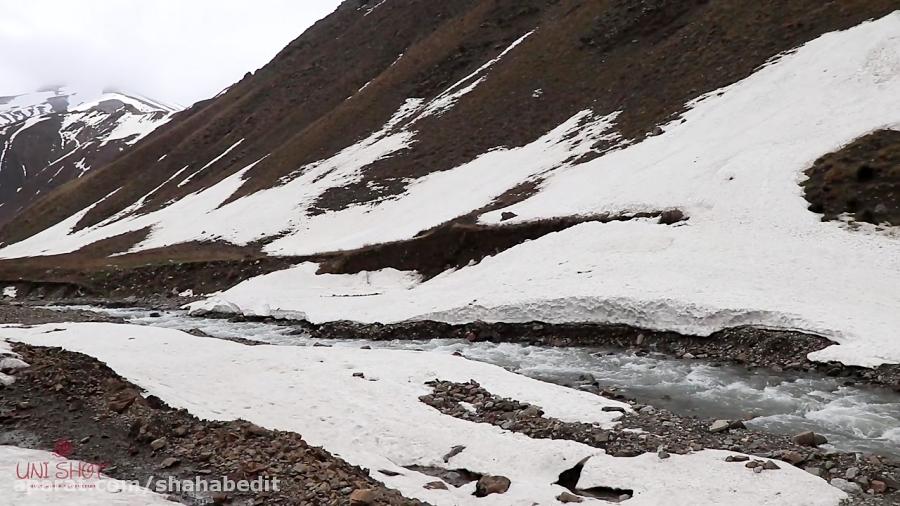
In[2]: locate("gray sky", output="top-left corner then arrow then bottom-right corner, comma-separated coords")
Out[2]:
0,0 -> 343,107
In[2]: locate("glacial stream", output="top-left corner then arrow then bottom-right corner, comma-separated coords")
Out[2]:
49,306 -> 900,459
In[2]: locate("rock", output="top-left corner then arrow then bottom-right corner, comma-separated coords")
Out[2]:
557,491 -> 584,503
792,431 -> 827,447
638,406 -> 656,415
349,488 -> 377,505
352,372 -> 365,378
149,312 -> 161,318
709,420 -> 731,433
158,457 -> 179,469
725,455 -> 750,463
778,450 -> 805,465
601,406 -> 626,413
805,467 -> 822,477
519,405 -> 543,418
108,389 -> 139,413
830,478 -> 862,495
657,446 -> 670,459
424,481 -> 448,490
763,460 -> 780,470
442,445 -> 465,463
474,475 -> 511,497
500,211 -> 517,221
844,466 -> 859,480
659,209 -> 685,225
870,480 -> 886,494
745,461 -> 761,469
150,437 -> 168,450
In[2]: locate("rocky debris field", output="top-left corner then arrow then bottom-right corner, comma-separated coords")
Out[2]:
0,341 -> 423,505
419,380 -> 900,505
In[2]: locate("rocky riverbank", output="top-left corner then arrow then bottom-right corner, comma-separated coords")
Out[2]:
0,341 -> 423,505
419,379 -> 899,504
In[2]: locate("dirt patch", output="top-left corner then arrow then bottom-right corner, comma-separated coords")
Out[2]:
803,129 -> 900,226
0,343 -> 424,505
317,211 -> 685,279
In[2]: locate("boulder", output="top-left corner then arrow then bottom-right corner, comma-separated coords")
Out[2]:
829,478 -> 862,495
474,475 -> 511,497
792,431 -> 827,447
349,488 -> 377,505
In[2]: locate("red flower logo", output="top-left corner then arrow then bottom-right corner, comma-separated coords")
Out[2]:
53,439 -> 74,458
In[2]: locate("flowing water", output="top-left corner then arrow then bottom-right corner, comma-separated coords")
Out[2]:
48,305 -> 900,459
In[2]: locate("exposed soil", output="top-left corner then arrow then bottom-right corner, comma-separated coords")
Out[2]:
0,341 -> 424,505
316,210 -> 685,279
418,379 -> 900,504
0,210 -> 686,295
803,129 -> 900,227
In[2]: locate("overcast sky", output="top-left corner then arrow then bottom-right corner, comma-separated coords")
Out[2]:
0,0 -> 343,107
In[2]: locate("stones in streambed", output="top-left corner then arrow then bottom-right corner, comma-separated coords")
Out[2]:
474,475 -> 511,497
829,478 -> 863,495
792,431 -> 828,447
709,419 -> 745,433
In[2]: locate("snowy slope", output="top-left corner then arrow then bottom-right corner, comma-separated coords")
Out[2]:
0,86 -> 175,222
0,323 -> 847,506
182,13 -> 900,368
2,14 -> 900,367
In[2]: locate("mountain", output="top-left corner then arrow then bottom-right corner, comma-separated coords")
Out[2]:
0,86 -> 177,224
0,1 -> 898,367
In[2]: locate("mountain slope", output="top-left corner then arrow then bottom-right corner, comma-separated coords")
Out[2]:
0,2 -> 899,369
2,0 -> 897,249
0,87 -> 176,224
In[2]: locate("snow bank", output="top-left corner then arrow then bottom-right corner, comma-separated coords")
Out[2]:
0,338 -> 27,386
0,445 -> 177,505
0,323 -> 845,505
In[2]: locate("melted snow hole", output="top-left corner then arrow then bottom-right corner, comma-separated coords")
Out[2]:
49,306 -> 900,459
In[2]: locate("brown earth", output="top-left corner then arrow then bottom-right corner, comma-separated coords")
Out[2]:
1,0 -> 897,267
803,129 -> 900,226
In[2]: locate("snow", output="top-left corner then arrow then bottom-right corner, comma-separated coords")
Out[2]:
3,15 -> 900,367
0,446 -> 177,505
421,30 -> 535,118
2,286 -> 16,298
0,323 -> 846,505
0,336 -> 27,385
100,112 -> 171,146
177,139 -> 244,187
